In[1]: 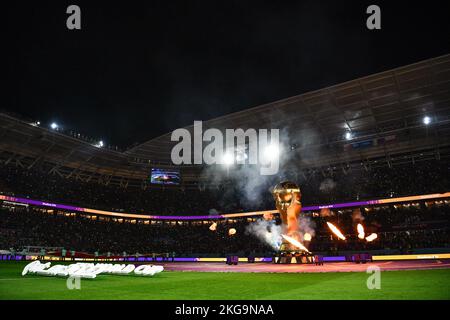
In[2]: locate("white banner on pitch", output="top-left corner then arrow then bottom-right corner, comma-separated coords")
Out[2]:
22,260 -> 164,279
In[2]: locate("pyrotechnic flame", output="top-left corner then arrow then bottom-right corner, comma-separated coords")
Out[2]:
209,222 -> 217,231
281,234 -> 310,252
303,233 -> 312,241
326,222 -> 346,240
357,223 -> 365,239
365,233 -> 378,242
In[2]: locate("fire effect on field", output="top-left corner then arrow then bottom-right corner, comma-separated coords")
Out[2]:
365,233 -> 378,242
357,223 -> 365,239
281,234 -> 310,252
326,222 -> 346,240
303,232 -> 312,241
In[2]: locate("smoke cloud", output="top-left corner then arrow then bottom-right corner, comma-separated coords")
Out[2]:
208,208 -> 220,216
245,219 -> 282,250
199,125 -> 319,212
319,178 -> 336,193
298,216 -> 316,238
246,215 -> 317,249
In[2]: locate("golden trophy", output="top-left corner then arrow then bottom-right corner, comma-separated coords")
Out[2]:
272,181 -> 302,251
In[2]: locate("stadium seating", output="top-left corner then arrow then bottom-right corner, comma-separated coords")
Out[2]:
0,161 -> 448,256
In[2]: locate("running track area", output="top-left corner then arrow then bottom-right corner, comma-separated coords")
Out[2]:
160,260 -> 450,273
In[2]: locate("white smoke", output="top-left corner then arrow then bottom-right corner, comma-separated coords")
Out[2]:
298,216 -> 316,238
199,125 -> 318,211
208,208 -> 220,216
246,215 -> 316,249
319,178 -> 336,192
245,219 -> 282,250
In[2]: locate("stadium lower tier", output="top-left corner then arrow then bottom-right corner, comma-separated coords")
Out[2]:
0,192 -> 449,256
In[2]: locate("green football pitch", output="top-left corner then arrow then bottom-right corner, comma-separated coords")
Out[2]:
0,262 -> 449,300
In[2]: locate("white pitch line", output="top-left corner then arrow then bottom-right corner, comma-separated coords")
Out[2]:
0,277 -> 50,281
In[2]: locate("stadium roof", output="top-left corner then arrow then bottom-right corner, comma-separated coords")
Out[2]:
125,54 -> 450,164
1,54 -> 450,187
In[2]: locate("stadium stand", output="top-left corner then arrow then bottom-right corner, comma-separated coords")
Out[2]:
0,54 -> 449,257
0,199 -> 448,257
0,159 -> 448,215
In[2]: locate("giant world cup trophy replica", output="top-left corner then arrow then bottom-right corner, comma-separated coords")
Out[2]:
272,181 -> 302,251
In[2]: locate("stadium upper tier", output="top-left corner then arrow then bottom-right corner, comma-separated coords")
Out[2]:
1,54 -> 450,187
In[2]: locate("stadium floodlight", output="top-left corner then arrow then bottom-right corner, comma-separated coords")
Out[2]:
222,152 -> 234,166
263,143 -> 280,161
50,122 -> 58,130
423,116 -> 431,125
94,140 -> 104,148
345,132 -> 352,140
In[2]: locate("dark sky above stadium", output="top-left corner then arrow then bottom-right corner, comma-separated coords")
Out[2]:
5,1 -> 450,148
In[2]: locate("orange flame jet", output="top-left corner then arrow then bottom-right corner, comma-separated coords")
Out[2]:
326,222 -> 346,240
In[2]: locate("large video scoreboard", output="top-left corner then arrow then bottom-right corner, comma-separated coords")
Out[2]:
150,168 -> 181,185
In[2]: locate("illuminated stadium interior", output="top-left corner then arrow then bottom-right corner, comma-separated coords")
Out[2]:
2,54 -> 449,190
0,55 -> 449,262
4,1 -> 450,306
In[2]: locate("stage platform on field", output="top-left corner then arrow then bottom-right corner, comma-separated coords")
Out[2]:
159,259 -> 450,273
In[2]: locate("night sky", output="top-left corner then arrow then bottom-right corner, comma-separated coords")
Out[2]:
5,1 -> 450,148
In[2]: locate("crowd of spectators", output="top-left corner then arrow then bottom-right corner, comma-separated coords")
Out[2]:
0,165 -> 224,215
0,207 -> 268,256
0,200 -> 448,256
0,159 -> 448,256
0,159 -> 448,216
298,159 -> 449,204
